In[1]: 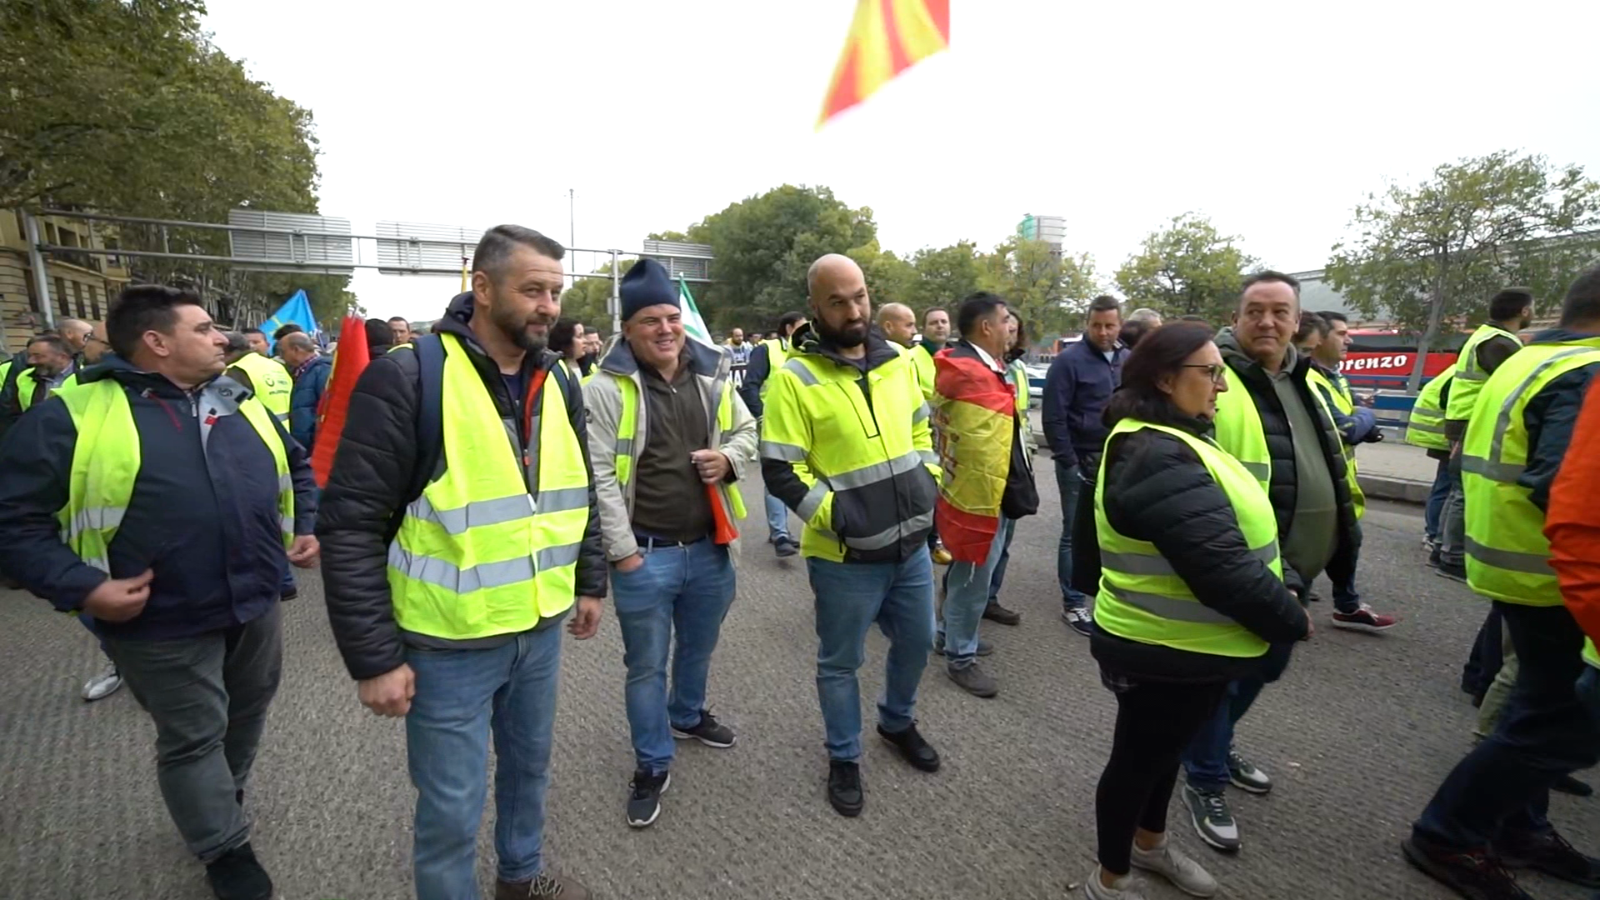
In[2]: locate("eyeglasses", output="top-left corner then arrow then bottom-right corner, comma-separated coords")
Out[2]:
1183,363 -> 1227,384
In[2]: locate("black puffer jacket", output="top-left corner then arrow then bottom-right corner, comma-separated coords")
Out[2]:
316,293 -> 606,681
1090,414 -> 1309,683
1214,329 -> 1359,595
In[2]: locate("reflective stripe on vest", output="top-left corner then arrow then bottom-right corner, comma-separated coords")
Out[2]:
757,350 -> 935,563
608,365 -> 747,524
230,353 -> 293,422
17,367 -> 78,412
1586,638 -> 1600,671
758,338 -> 790,400
1007,359 -> 1029,413
1093,419 -> 1279,658
387,333 -> 590,639
1447,324 -> 1522,421
1306,366 -> 1365,520
55,379 -> 292,572
1405,364 -> 1456,451
1209,365 -> 1272,493
1461,340 -> 1600,605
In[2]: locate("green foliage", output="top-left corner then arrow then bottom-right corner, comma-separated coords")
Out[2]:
907,240 -> 985,315
1325,151 -> 1600,369
980,237 -> 1099,338
1114,214 -> 1256,323
558,259 -> 635,334
848,240 -> 917,308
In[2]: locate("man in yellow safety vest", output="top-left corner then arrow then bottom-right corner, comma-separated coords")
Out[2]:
737,309 -> 807,559
0,333 -> 78,439
317,225 -> 605,900
1404,266 -> 1600,899
0,285 -> 319,900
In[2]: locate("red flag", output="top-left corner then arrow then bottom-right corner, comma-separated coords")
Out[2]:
817,0 -> 950,128
311,313 -> 371,487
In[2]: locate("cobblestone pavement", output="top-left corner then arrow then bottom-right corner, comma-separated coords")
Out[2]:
3,480 -> 1597,900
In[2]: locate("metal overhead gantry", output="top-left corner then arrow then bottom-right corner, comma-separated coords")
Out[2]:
19,209 -> 714,333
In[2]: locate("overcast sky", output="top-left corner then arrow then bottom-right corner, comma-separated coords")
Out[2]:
202,0 -> 1600,324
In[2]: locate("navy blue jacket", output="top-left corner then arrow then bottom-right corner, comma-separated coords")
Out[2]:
0,359 -> 318,640
1041,338 -> 1127,466
290,353 -> 332,450
1520,329 -> 1600,513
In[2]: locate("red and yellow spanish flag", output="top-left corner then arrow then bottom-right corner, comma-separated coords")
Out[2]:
310,313 -> 371,488
931,348 -> 1017,564
817,0 -> 950,128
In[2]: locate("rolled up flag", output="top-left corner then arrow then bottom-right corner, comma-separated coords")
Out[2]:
311,313 -> 371,487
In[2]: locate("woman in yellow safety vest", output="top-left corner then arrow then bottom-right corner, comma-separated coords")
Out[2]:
1083,322 -> 1309,900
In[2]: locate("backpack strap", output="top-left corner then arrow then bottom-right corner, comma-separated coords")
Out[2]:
410,333 -> 447,504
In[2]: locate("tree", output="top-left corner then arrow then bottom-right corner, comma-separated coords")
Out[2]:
980,237 -> 1098,339
1326,151 -> 1600,390
684,184 -> 879,329
907,241 -> 985,314
849,241 -> 917,309
558,260 -> 635,334
1115,214 -> 1256,324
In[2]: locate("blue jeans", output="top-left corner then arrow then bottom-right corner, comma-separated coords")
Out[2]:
611,538 -> 737,775
1055,459 -> 1092,609
940,518 -> 1014,668
1414,602 -> 1600,851
765,490 -> 790,541
406,625 -> 563,899
807,549 -> 936,761
1182,642 -> 1295,790
989,518 -> 1016,603
1329,521 -> 1363,615
1424,456 -> 1450,543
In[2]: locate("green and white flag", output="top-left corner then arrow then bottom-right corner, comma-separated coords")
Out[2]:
678,276 -> 715,346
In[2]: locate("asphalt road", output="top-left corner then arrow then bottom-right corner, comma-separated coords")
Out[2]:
3,473 -> 1598,900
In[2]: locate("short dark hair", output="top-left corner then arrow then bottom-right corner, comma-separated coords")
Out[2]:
26,334 -> 71,357
957,292 -> 1008,338
1179,314 -> 1210,325
1119,318 -> 1152,349
549,317 -> 582,354
387,316 -> 409,326
1489,288 -> 1534,323
272,323 -> 303,341
471,224 -> 565,284
1315,310 -> 1349,325
1105,322 -> 1218,428
1006,309 -> 1029,363
241,326 -> 265,338
923,306 -> 948,324
1087,295 -> 1122,321
1561,266 -> 1600,327
1240,270 -> 1301,298
107,285 -> 205,360
778,311 -> 807,335
1295,312 -> 1328,345
364,318 -> 394,351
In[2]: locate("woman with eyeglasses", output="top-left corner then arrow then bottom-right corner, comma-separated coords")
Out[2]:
1083,322 -> 1309,900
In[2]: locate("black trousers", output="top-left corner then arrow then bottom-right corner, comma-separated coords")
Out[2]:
1095,677 -> 1230,875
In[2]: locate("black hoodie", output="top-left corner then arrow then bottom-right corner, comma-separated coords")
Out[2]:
316,292 -> 606,681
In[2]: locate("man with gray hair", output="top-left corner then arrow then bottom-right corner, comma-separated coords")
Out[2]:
276,332 -> 331,453
318,224 -> 604,899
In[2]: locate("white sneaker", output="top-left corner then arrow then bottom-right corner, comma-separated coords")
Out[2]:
82,664 -> 122,702
1130,840 -> 1218,898
1082,867 -> 1148,900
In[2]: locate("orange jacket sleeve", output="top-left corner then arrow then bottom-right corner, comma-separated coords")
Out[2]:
1546,376 -> 1600,643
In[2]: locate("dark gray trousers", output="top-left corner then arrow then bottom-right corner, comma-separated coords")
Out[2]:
104,604 -> 283,862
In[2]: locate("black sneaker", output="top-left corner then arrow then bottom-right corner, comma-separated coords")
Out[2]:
1403,835 -> 1534,900
205,842 -> 274,900
1496,827 -> 1600,887
671,710 -> 737,748
1226,749 -> 1272,794
774,536 -> 798,558
1553,773 -> 1594,797
1438,561 -> 1468,583
877,721 -> 940,772
1181,784 -> 1240,852
626,769 -> 670,829
982,601 -> 1021,626
827,760 -> 863,817
1063,606 -> 1094,637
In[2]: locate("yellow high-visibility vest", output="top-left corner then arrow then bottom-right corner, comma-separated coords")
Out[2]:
16,367 -> 79,411
757,338 -> 791,400
387,333 -> 590,639
602,364 -> 747,522
1461,338 -> 1600,605
1094,418 -> 1280,658
1447,323 -> 1523,422
229,353 -> 293,423
1306,365 -> 1366,520
1405,365 -> 1455,452
55,379 -> 292,572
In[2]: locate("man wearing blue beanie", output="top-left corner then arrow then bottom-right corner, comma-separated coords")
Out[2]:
582,258 -> 759,829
